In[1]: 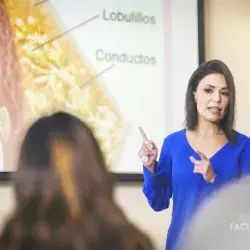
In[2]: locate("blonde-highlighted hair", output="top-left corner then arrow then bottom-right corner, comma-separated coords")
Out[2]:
0,112 -> 154,250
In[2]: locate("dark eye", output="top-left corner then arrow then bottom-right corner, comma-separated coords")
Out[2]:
204,88 -> 213,93
221,92 -> 229,96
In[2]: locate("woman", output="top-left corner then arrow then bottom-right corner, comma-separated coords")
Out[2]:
0,112 -> 154,250
138,60 -> 250,250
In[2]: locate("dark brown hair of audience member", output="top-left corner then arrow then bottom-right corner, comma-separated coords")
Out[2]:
0,112 -> 154,250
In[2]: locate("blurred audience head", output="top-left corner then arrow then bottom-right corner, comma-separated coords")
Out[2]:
179,177 -> 250,250
0,111 -> 154,250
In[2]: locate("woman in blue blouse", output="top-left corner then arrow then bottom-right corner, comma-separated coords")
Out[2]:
138,60 -> 250,250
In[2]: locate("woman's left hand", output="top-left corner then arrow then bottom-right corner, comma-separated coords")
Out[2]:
189,150 -> 216,183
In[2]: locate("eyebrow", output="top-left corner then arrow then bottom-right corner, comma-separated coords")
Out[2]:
204,84 -> 228,90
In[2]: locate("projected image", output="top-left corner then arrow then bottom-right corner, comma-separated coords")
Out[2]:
2,0 -> 127,172
0,1 -> 25,172
1,0 -> 173,174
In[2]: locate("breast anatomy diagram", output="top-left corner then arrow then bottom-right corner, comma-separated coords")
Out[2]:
1,0 -> 166,173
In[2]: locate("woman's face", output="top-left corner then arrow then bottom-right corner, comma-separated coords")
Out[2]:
194,73 -> 229,123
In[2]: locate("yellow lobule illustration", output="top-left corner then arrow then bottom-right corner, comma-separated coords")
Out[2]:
4,0 -> 126,170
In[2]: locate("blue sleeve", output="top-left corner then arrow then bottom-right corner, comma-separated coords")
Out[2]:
212,139 -> 250,187
142,137 -> 172,211
239,139 -> 250,177
211,172 -> 224,187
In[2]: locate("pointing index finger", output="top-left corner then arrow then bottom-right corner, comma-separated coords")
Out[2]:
190,156 -> 201,165
138,127 -> 149,142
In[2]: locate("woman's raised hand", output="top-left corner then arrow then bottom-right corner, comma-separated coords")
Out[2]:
138,127 -> 158,174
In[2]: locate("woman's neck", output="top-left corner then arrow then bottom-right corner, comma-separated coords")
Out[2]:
195,118 -> 223,137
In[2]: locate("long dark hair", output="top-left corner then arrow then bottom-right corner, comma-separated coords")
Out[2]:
0,112 -> 154,250
184,59 -> 236,142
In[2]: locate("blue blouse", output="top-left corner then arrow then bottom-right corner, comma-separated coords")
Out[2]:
143,129 -> 250,250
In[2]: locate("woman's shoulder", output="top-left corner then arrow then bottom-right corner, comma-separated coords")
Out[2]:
233,130 -> 250,147
234,130 -> 250,141
163,128 -> 185,144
